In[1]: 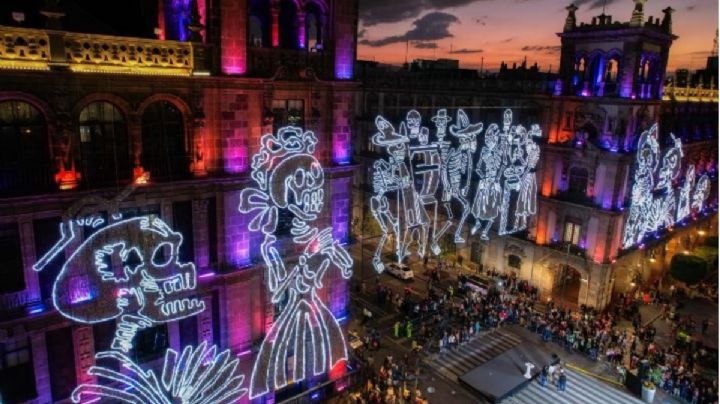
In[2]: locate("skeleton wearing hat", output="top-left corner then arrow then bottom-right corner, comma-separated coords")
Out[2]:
433,109 -> 483,244
370,117 -> 430,269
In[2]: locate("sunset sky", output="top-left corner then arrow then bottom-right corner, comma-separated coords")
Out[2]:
357,0 -> 718,72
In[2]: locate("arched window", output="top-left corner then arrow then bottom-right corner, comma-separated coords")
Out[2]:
79,102 -> 130,187
279,0 -> 298,49
249,0 -> 271,47
507,254 -> 521,269
141,101 -> 189,181
568,167 -> 589,196
0,100 -> 51,195
305,2 -> 324,51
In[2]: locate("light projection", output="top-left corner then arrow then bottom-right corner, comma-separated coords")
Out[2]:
34,185 -> 247,403
369,108 -> 541,271
239,126 -> 353,399
622,125 -> 713,248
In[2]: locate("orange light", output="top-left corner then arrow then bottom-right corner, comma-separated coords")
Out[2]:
55,166 -> 81,190
133,167 -> 150,185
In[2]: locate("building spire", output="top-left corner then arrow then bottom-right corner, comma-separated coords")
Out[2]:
661,7 -> 674,34
564,3 -> 578,31
630,0 -> 647,27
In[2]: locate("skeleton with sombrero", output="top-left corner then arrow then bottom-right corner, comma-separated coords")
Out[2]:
370,116 -> 430,272
433,109 -> 483,245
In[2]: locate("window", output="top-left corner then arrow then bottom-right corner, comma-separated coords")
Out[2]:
46,327 -> 76,401
305,2 -> 324,51
132,325 -> 168,363
93,320 -> 119,375
0,222 -> 24,294
563,220 -> 582,246
208,197 -> 218,267
179,316 -> 198,347
507,254 -> 522,269
249,0 -> 271,47
279,0 -> 299,49
141,101 -> 189,181
0,100 -> 51,195
0,337 -> 37,403
78,102 -> 130,187
172,200 -> 195,263
272,100 -> 304,132
34,217 -> 62,301
568,167 -> 589,196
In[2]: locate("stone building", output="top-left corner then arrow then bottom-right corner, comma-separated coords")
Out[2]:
0,0 -> 358,402
352,1 -> 717,310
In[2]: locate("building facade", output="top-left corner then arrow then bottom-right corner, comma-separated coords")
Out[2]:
353,1 -> 718,310
0,0 -> 358,403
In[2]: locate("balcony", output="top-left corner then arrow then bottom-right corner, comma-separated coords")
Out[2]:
0,25 -> 196,76
247,47 -> 331,79
663,84 -> 719,103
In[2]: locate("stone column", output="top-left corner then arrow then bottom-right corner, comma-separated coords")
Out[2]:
30,332 -> 52,402
19,217 -> 40,303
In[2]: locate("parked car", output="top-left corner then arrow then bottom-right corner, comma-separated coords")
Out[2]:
386,263 -> 414,280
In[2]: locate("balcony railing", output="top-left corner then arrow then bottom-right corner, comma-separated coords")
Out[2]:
663,84 -> 719,103
0,25 -> 196,76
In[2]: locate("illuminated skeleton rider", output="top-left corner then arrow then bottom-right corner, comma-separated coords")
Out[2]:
433,109 -> 482,245
408,109 -> 443,257
622,125 -> 660,248
655,134 -> 683,228
239,126 -> 353,399
370,116 -> 430,270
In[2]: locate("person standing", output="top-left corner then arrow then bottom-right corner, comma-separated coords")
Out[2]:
558,368 -> 567,392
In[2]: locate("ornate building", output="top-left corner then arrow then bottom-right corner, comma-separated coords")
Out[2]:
0,0 -> 358,402
353,1 -> 717,309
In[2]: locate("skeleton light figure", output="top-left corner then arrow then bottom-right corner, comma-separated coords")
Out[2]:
34,186 -> 247,404
239,126 -> 353,399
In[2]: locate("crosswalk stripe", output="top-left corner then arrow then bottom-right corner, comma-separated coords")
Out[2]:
504,368 -> 642,404
428,330 -> 523,378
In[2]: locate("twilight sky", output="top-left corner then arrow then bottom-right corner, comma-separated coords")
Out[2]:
357,0 -> 718,72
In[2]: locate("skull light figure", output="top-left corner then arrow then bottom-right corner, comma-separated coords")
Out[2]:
269,154 -> 325,220
50,217 -> 205,348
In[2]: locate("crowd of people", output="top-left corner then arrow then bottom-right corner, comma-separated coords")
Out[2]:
344,263 -> 718,404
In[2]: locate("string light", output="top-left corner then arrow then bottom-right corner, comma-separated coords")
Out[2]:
369,108 -> 541,271
623,125 -> 713,249
239,126 -> 353,399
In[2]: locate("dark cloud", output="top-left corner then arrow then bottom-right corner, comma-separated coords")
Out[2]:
450,48 -> 484,54
359,0 -> 487,26
521,45 -> 561,55
499,37 -> 516,43
358,28 -> 367,39
572,0 -> 622,10
522,45 -> 561,52
414,42 -> 439,49
359,12 -> 460,47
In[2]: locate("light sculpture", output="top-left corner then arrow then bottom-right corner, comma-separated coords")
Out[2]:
622,125 -> 713,249
34,185 -> 247,403
369,108 -> 541,271
239,126 -> 353,399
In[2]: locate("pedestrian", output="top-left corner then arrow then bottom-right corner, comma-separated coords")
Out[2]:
557,369 -> 567,392
701,319 -> 709,335
393,321 -> 400,338
406,320 -> 413,339
539,365 -> 548,387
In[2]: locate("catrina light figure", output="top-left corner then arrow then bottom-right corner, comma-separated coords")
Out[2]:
239,126 -> 353,399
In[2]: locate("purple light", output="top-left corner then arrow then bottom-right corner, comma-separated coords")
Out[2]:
29,307 -> 44,314
236,349 -> 252,357
69,275 -> 93,304
580,89 -> 590,97
199,272 -> 216,279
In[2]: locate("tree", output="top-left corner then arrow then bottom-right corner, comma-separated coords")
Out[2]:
669,254 -> 708,285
